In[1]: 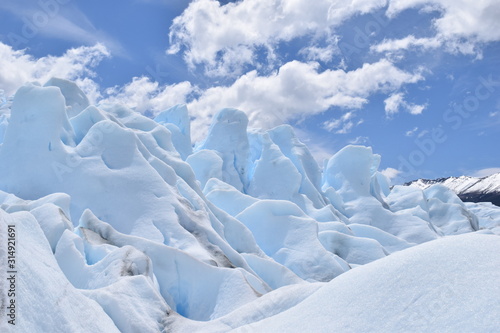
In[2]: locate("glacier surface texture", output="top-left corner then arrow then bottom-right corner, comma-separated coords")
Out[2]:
0,79 -> 499,332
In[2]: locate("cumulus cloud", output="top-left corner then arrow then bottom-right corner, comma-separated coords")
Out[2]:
0,42 -> 109,98
162,0 -> 500,142
381,167 -> 401,181
169,0 -> 500,72
169,0 -> 500,75
0,40 -> 423,142
104,57 -> 420,141
381,0 -> 500,57
168,0 -> 386,77
186,59 -> 423,141
384,92 -> 426,117
101,77 -> 195,117
387,0 -> 500,43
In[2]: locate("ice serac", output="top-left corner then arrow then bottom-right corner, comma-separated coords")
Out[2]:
465,201 -> 500,232
268,125 -> 327,209
387,184 -> 479,236
0,209 -> 120,333
424,184 -> 479,234
0,83 -> 249,273
323,145 -> 437,243
197,108 -> 250,192
75,210 -> 266,321
155,104 -> 193,160
236,200 -> 350,281
245,126 -> 344,223
0,83 -> 75,198
186,149 -> 223,189
44,77 -> 90,118
246,130 -> 302,203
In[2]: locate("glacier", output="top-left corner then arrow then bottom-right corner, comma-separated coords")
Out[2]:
0,79 -> 499,332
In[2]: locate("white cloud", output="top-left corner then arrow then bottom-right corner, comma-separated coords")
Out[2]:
405,126 -> 419,137
372,35 -> 442,53
348,136 -> 371,145
384,92 -> 404,116
407,103 -> 425,115
384,92 -> 426,117
381,167 -> 401,180
169,0 -> 500,75
471,167 -> 500,178
101,77 -> 195,117
75,77 -> 102,105
186,59 -> 423,141
0,41 -> 423,143
168,0 -> 386,77
0,39 -> 190,113
299,44 -> 337,63
0,42 -> 109,97
417,129 -> 429,138
323,112 -> 364,134
388,0 -> 500,43
385,0 -> 500,57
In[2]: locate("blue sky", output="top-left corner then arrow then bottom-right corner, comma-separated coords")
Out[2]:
0,0 -> 499,183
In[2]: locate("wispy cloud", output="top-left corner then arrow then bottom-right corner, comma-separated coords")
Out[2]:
372,35 -> 442,53
348,136 -> 371,145
41,15 -> 128,58
405,126 -> 419,137
1,1 -> 127,57
323,112 -> 365,135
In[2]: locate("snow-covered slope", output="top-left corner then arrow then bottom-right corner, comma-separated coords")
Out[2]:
406,173 -> 500,206
234,233 -> 500,333
0,79 -> 499,332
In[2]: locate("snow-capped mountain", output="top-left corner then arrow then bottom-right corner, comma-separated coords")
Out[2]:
0,79 -> 499,332
406,173 -> 500,206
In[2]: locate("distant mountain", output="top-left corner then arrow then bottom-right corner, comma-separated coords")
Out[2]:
405,173 -> 500,206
